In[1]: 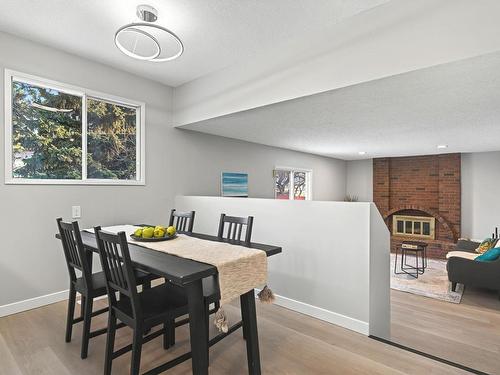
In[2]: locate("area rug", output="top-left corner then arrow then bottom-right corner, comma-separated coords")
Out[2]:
390,254 -> 464,303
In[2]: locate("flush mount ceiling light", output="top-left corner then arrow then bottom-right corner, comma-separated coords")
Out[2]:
437,144 -> 448,149
358,151 -> 367,155
114,5 -> 183,62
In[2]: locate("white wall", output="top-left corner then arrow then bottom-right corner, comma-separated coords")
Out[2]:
0,32 -> 347,310
346,159 -> 373,202
461,151 -> 500,239
175,196 -> 390,338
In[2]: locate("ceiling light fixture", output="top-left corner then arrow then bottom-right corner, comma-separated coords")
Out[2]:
437,144 -> 448,149
358,151 -> 367,155
114,5 -> 183,62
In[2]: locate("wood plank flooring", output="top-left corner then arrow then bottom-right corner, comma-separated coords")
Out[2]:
391,287 -> 500,375
0,298 -> 470,375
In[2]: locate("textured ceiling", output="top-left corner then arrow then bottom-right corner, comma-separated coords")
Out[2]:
182,52 -> 500,160
0,0 -> 389,87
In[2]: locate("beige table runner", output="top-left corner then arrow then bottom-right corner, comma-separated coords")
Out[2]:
94,225 -> 267,306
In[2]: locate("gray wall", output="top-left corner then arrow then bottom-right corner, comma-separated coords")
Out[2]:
346,159 -> 373,202
0,32 -> 347,307
172,129 -> 346,200
461,151 -> 500,239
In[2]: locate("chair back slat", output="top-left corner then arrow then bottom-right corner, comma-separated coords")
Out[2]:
217,214 -> 254,243
95,228 -> 142,318
169,209 -> 196,233
57,218 -> 91,284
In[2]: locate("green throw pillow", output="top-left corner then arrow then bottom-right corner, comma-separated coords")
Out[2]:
476,247 -> 500,262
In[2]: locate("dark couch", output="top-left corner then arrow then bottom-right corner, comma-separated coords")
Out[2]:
447,239 -> 500,298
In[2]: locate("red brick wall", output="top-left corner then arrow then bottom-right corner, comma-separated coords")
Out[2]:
373,154 -> 461,259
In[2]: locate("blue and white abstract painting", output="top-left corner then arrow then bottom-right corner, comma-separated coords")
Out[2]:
221,172 -> 248,197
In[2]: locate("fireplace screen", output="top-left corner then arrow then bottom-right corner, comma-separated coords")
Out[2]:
392,215 -> 435,239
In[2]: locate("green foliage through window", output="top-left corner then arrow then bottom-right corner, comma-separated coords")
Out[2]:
10,77 -> 140,182
87,98 -> 137,180
12,81 -> 82,179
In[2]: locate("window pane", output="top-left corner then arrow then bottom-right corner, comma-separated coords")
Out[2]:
274,170 -> 290,199
423,222 -> 430,235
405,221 -> 412,234
293,171 -> 307,200
87,98 -> 137,180
11,80 -> 82,179
396,220 -> 404,233
414,222 -> 421,234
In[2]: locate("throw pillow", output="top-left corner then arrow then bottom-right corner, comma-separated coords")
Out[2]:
476,247 -> 500,262
475,238 -> 498,254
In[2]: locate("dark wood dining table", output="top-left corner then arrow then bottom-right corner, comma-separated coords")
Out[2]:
56,229 -> 281,375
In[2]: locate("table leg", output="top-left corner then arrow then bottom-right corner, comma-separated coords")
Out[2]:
186,280 -> 209,375
240,289 -> 261,375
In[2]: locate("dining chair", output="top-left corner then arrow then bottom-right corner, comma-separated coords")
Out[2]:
169,213 -> 255,346
217,213 -> 254,243
94,228 -> 189,375
169,209 -> 195,233
56,218 -> 158,359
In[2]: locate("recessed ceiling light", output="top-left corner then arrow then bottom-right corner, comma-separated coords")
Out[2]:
358,151 -> 367,155
437,144 -> 448,149
114,5 -> 184,62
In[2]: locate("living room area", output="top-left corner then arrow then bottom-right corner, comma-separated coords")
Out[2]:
347,152 -> 500,374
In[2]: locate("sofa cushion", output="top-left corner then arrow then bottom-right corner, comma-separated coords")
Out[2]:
475,238 -> 498,254
446,251 -> 479,261
476,247 -> 500,262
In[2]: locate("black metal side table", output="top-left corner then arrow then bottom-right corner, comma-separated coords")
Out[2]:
394,241 -> 428,279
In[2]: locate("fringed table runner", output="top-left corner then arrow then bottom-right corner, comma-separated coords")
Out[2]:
92,225 -> 268,307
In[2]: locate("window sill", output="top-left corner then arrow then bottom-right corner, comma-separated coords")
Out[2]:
4,179 -> 146,186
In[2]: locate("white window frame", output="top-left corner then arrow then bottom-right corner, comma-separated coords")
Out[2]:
4,69 -> 146,185
274,166 -> 313,201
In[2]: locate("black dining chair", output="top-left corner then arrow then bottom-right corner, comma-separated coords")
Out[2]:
94,228 -> 189,375
169,209 -> 195,233
217,213 -> 254,243
57,218 -> 158,359
169,213 -> 255,344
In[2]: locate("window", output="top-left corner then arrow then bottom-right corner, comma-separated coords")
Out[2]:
5,70 -> 145,184
274,167 -> 312,200
393,215 -> 435,240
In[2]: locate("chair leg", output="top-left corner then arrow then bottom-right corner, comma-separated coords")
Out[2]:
130,328 -> 143,375
104,313 -> 117,375
65,285 -> 77,343
80,295 -> 86,318
451,282 -> 457,292
81,296 -> 93,359
163,318 -> 175,350
204,302 -> 210,358
142,283 -> 152,336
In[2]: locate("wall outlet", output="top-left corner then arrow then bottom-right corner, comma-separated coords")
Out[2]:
72,206 -> 81,219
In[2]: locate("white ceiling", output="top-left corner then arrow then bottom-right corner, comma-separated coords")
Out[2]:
0,0 -> 389,87
182,52 -> 500,160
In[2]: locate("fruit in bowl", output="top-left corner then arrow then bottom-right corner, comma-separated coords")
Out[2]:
133,225 -> 176,239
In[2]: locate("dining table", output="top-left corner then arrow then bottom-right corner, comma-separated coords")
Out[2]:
56,228 -> 281,375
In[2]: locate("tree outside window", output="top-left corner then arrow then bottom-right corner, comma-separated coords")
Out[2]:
274,168 -> 311,200
6,71 -> 144,185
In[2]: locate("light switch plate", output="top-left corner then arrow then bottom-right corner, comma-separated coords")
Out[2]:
72,206 -> 81,219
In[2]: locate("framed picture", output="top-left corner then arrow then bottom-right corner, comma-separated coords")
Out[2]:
221,172 -> 248,197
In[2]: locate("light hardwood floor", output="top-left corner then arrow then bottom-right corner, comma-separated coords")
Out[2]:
391,287 -> 500,375
0,298 -> 471,375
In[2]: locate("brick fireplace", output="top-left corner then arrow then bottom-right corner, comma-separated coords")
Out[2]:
373,154 -> 461,259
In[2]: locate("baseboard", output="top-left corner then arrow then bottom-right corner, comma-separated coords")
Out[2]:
0,290 -> 69,318
257,289 -> 369,335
